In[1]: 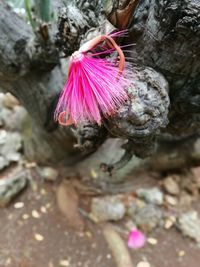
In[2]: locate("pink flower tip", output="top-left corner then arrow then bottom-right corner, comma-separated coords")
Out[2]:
128,229 -> 146,249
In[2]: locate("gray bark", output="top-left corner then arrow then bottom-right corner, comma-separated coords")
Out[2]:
0,0 -> 200,179
0,2 -> 75,163
128,0 -> 200,137
56,0 -> 200,175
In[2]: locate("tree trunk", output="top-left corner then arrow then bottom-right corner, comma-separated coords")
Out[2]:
0,0 -> 200,180
0,2 -> 76,163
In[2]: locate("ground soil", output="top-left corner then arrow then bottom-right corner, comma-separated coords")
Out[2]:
0,176 -> 200,267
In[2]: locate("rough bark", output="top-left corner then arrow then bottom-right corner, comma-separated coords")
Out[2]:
56,0 -> 200,176
127,0 -> 200,137
0,2 -> 75,163
0,0 -> 200,178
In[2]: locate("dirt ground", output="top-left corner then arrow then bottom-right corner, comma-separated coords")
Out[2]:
0,175 -> 200,267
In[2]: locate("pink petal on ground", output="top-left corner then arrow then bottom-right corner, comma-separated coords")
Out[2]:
128,229 -> 146,249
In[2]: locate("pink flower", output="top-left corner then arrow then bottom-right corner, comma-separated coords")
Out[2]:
128,229 -> 146,249
54,33 -> 132,126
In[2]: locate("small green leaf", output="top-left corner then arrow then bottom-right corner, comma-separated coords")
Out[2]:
24,0 -> 37,29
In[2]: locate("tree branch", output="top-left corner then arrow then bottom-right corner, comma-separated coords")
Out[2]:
1,0 -> 200,173
0,2 -> 32,81
0,1 -> 76,163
